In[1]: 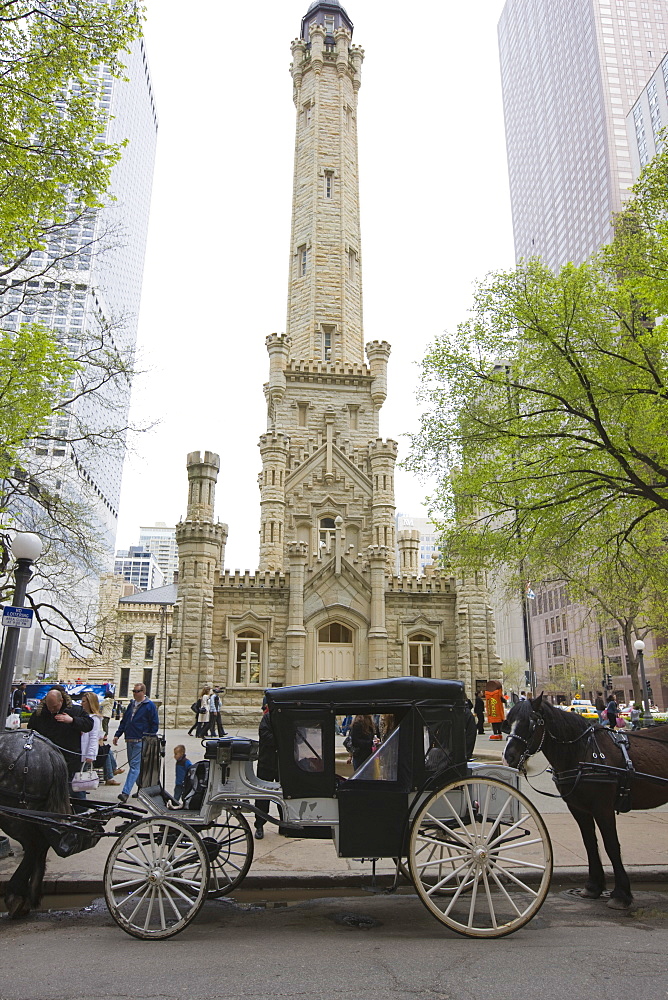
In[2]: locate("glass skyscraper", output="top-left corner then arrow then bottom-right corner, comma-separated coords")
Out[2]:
498,0 -> 668,269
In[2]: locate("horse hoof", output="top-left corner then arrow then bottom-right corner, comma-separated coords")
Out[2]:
6,895 -> 30,919
607,896 -> 632,910
579,888 -> 602,899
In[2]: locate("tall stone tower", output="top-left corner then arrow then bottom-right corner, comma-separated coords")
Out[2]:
260,0 -> 397,580
160,1 -> 502,723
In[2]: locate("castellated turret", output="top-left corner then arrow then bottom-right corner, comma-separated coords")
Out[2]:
369,438 -> 398,567
259,432 -> 290,571
397,529 -> 420,576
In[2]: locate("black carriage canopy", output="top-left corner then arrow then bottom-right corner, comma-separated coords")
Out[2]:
264,677 -> 474,801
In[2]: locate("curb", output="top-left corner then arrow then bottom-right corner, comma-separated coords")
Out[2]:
3,866 -> 666,899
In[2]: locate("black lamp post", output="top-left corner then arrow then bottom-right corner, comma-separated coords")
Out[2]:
633,638 -> 652,726
0,532 -> 42,859
0,532 -> 43,725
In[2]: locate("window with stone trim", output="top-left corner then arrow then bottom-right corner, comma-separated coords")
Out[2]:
235,630 -> 262,685
324,170 -> 334,198
297,245 -> 308,277
122,634 -> 133,660
144,635 -> 155,660
319,517 -> 336,552
408,633 -> 433,678
318,622 -> 353,643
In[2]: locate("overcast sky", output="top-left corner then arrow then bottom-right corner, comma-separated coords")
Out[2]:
115,0 -> 514,569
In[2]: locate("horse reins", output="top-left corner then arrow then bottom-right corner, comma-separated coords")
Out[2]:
506,714 -> 597,798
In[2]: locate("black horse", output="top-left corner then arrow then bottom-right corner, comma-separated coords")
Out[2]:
0,731 -> 71,918
503,695 -> 668,908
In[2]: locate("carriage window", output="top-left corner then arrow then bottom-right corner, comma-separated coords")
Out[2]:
349,725 -> 399,782
235,630 -> 262,685
409,634 -> 433,678
294,725 -> 324,772
318,622 -> 352,643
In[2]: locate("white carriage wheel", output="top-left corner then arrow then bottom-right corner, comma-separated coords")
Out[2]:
200,807 -> 254,898
409,776 -> 552,938
104,817 -> 210,940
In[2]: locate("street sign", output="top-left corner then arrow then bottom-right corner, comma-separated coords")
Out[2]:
2,606 -> 34,629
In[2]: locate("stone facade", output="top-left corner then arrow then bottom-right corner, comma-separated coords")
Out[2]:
86,3 -> 502,726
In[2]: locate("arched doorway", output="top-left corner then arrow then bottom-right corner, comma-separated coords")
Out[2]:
317,621 -> 354,681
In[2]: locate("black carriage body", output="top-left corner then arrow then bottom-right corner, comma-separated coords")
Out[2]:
265,677 -> 469,858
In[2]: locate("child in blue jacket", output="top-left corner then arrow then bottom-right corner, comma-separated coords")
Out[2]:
173,744 -> 192,802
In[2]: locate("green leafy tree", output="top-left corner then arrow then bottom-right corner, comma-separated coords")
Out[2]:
0,1 -> 144,272
407,146 -> 668,697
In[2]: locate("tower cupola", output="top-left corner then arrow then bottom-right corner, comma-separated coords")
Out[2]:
301,1 -> 353,42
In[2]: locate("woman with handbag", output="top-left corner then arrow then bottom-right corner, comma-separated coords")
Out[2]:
196,686 -> 212,738
76,691 -> 104,797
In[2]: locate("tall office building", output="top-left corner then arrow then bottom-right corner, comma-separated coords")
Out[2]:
138,523 -> 179,585
0,36 -> 157,556
0,33 -> 157,674
498,0 -> 668,269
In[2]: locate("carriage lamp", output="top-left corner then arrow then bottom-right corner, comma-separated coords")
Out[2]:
632,639 -> 652,725
0,533 -> 43,726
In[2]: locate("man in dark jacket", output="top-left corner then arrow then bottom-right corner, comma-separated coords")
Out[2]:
113,682 -> 159,803
28,687 -> 93,781
254,701 -> 279,839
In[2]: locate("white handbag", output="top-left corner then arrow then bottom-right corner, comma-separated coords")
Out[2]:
71,765 -> 100,792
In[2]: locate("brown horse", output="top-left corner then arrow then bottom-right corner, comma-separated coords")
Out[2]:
0,731 -> 71,918
503,695 -> 668,908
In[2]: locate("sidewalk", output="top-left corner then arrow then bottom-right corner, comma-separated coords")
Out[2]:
1,727 -> 666,898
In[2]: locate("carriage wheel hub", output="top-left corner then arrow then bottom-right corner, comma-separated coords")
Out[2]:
148,868 -> 167,885
474,847 -> 488,862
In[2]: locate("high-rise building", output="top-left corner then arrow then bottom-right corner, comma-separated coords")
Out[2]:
498,0 -> 668,269
627,51 -> 668,172
114,545 -> 165,592
139,523 -> 179,585
1,34 -> 157,675
0,35 -> 157,556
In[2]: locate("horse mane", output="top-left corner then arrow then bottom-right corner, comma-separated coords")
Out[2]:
536,698 -> 595,740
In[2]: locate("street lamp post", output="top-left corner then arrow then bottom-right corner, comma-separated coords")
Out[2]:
0,533 -> 43,724
633,639 -> 652,726
0,532 -> 42,859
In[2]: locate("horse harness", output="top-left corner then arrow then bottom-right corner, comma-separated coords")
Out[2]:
507,712 -> 637,813
0,731 -> 77,807
1,731 -> 40,806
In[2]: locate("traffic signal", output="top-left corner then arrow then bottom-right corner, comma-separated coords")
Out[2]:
606,673 -> 612,688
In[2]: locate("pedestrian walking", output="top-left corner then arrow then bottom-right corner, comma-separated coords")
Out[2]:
595,693 -> 606,723
100,692 -> 114,736
630,703 -> 641,730
606,695 -> 618,729
11,682 -> 27,715
195,686 -> 211,738
209,687 -> 227,736
113,682 -> 159,803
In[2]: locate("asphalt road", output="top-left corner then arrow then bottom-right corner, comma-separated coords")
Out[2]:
1,887 -> 667,1000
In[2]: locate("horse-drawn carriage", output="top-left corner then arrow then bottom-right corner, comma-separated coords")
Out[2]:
1,678 -> 554,940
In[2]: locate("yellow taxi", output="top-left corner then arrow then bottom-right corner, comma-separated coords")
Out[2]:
563,700 -> 599,721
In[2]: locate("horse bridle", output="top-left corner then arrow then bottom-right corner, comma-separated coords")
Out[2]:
505,712 -> 546,774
